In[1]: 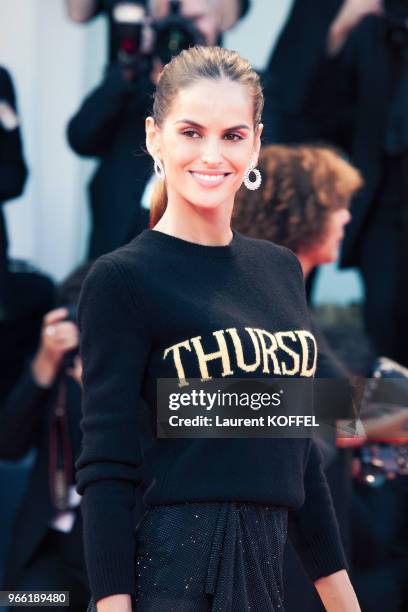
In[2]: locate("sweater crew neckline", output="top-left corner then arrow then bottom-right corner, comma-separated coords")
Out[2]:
139,228 -> 242,259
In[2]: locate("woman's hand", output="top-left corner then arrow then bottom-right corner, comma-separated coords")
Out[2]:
328,0 -> 383,55
314,569 -> 361,611
31,308 -> 79,387
96,594 -> 133,612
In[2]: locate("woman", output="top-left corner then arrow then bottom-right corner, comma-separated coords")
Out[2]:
233,143 -> 363,611
233,144 -> 361,275
76,47 -> 360,612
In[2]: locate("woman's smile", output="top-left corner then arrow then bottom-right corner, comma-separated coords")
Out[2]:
188,170 -> 232,187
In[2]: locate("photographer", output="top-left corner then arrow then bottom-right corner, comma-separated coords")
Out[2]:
0,67 -> 56,411
264,1 -> 382,143
310,0 -> 408,368
67,0 -> 249,259
66,0 -> 250,63
0,66 -> 28,317
267,1 -> 408,367
0,266 -> 92,611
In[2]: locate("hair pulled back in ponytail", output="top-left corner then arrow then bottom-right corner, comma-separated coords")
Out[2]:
148,45 -> 264,227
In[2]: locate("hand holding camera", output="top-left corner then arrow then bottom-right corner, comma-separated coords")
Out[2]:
31,307 -> 79,387
113,0 -> 205,79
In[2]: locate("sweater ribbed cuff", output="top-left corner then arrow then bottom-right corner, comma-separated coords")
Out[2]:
79,480 -> 144,604
296,527 -> 348,582
90,547 -> 137,604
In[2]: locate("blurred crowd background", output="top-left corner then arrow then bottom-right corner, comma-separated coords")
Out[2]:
1,1 -> 408,611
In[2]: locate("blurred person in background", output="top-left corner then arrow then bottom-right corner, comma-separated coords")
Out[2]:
0,67 -> 54,400
66,0 -> 250,259
0,265 -> 92,612
0,66 -> 28,319
264,0 -> 382,143
233,143 -> 363,611
233,145 -> 361,277
66,0 -> 251,64
265,0 -> 408,367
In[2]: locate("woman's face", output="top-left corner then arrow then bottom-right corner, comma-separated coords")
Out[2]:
311,207 -> 352,265
146,78 -> 262,214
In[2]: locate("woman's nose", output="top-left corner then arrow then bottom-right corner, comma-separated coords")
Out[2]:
201,139 -> 222,166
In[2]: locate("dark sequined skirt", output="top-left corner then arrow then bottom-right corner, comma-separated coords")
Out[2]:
86,502 -> 288,611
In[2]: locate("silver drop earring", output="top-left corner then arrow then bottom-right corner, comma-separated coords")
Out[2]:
154,157 -> 165,181
244,163 -> 262,191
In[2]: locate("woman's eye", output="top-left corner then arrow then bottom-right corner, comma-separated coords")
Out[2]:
224,133 -> 243,142
182,130 -> 200,139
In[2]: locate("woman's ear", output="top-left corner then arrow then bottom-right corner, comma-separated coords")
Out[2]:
145,116 -> 160,158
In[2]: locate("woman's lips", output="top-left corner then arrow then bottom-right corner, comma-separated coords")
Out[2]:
188,171 -> 231,187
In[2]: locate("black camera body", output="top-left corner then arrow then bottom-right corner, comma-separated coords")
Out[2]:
112,0 -> 204,68
152,0 -> 205,65
113,2 -> 145,68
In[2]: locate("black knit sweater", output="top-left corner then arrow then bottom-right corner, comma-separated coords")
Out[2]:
75,229 -> 347,602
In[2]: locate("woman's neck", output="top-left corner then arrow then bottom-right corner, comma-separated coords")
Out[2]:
297,252 -> 315,279
153,193 -> 234,246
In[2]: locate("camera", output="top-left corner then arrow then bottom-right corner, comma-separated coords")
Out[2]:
113,2 -> 146,68
112,0 -> 205,68
152,0 -> 205,65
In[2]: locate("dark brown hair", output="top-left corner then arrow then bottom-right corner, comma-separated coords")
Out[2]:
233,144 -> 363,253
149,45 -> 264,227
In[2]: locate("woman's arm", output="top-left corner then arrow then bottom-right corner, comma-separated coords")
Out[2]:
75,255 -> 151,604
287,440 -> 358,605
287,443 -> 348,577
315,569 -> 360,611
